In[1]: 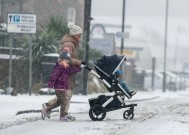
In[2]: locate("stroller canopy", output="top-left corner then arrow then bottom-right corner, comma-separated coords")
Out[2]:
93,54 -> 126,76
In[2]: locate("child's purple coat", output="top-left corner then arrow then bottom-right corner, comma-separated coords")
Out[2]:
48,62 -> 81,90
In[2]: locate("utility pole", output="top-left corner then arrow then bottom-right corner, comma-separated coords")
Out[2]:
82,0 -> 92,95
121,0 -> 126,55
163,0 -> 169,92
151,57 -> 156,91
28,35 -> 32,96
0,0 -> 3,18
8,34 -> 13,90
0,0 -> 2,17
19,0 -> 23,12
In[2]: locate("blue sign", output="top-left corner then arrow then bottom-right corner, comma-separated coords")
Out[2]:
7,13 -> 37,33
13,15 -> 20,22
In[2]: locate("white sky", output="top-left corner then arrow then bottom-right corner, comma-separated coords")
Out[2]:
92,0 -> 189,18
91,0 -> 189,48
91,0 -> 189,71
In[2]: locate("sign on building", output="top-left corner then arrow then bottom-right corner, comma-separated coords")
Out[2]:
115,49 -> 136,58
7,13 -> 36,33
116,32 -> 130,39
90,34 -> 115,55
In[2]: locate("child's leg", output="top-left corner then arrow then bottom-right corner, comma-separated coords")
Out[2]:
119,81 -> 130,93
59,91 -> 67,118
64,89 -> 72,115
60,90 -> 75,121
120,81 -> 137,96
46,91 -> 62,112
47,97 -> 57,107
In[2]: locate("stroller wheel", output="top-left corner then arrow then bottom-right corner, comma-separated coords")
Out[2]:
89,105 -> 106,121
123,110 -> 134,120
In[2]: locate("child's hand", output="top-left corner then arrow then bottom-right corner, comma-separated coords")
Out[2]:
59,60 -> 70,68
63,63 -> 69,68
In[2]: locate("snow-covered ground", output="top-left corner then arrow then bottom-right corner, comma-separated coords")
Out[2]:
0,90 -> 189,135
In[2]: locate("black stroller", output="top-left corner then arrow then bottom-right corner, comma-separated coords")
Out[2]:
84,54 -> 137,121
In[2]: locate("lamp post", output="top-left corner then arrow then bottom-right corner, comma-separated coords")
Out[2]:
82,0 -> 92,95
121,0 -> 126,55
163,0 -> 169,92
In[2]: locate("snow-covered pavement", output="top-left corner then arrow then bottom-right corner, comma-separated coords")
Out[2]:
0,90 -> 189,135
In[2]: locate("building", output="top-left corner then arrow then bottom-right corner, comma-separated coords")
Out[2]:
0,0 -> 84,48
0,0 -> 85,91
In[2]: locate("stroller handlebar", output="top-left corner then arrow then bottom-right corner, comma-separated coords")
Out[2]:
82,65 -> 101,78
82,65 -> 92,71
85,66 -> 92,71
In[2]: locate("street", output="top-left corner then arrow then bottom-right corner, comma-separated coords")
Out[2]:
0,91 -> 189,135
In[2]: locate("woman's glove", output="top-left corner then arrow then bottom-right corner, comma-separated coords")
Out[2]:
81,61 -> 86,65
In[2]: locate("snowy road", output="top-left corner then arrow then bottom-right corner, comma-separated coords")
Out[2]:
0,91 -> 189,135
118,93 -> 189,135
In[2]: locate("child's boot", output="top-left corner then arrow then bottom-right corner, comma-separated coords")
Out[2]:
130,91 -> 137,96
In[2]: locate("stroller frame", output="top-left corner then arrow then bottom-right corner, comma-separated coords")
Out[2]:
84,55 -> 137,121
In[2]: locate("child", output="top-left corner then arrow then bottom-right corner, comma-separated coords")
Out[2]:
115,70 -> 137,97
43,51 -> 81,121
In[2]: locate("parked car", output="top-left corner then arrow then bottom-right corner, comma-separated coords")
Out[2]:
0,89 -> 5,94
39,88 -> 55,95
